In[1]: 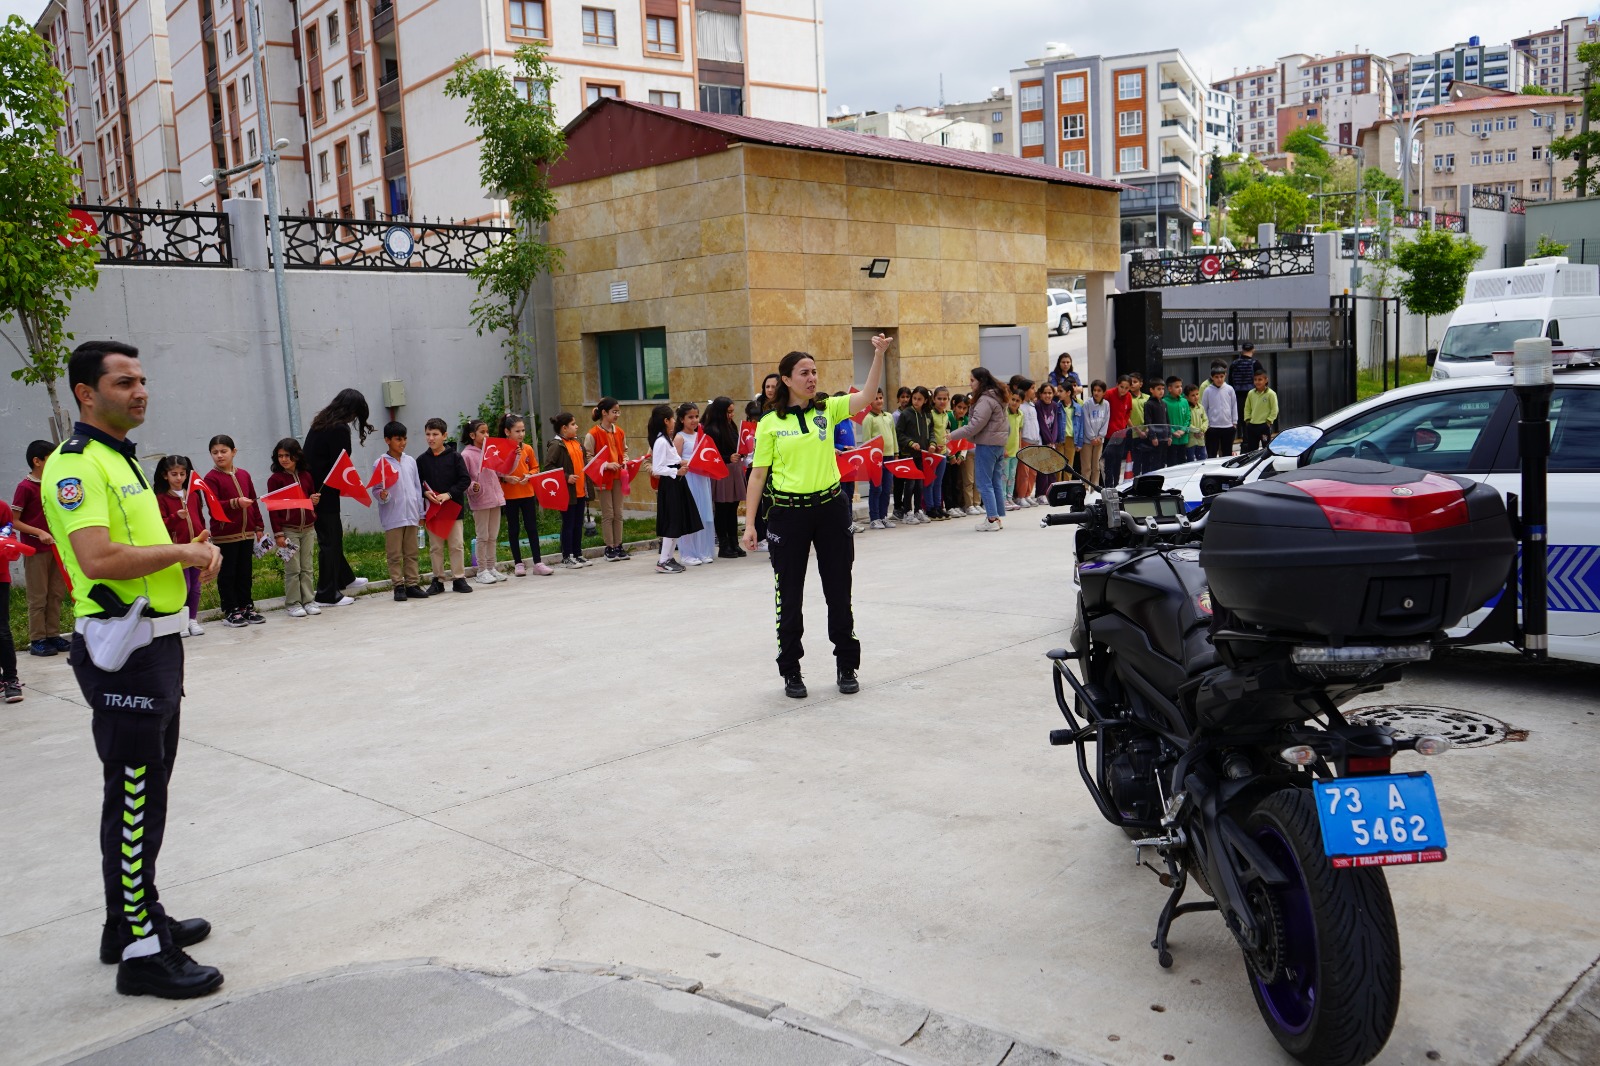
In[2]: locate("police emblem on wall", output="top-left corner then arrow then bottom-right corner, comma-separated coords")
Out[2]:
57,477 -> 84,511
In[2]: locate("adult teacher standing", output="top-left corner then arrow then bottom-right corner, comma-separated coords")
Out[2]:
303,388 -> 375,607
742,334 -> 889,698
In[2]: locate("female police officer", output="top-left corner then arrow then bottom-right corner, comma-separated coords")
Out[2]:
742,334 -> 889,697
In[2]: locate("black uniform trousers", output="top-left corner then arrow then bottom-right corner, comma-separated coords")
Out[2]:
70,632 -> 186,958
313,492 -> 355,603
767,493 -> 860,677
1204,426 -> 1235,458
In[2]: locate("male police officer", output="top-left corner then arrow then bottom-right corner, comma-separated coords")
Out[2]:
43,341 -> 225,998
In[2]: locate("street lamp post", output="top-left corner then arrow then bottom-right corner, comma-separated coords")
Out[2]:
1399,69 -> 1442,209
1317,137 -> 1365,291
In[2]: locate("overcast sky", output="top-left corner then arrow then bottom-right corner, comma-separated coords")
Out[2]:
4,0 -> 1592,109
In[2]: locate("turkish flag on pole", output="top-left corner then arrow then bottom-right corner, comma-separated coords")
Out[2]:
529,469 -> 570,510
921,452 -> 946,483
260,480 -> 313,511
189,471 -> 225,516
582,446 -> 610,486
884,457 -> 926,483
836,434 -> 884,485
946,438 -> 975,455
684,433 -> 729,478
367,458 -> 399,492
423,499 -> 461,539
738,421 -> 757,456
481,437 -> 517,475
325,450 -> 372,507
847,387 -> 868,424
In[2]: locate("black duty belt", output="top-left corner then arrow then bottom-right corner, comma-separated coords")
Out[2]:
767,484 -> 842,508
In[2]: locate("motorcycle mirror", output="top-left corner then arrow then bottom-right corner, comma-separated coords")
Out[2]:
1268,425 -> 1322,459
1018,444 -> 1069,476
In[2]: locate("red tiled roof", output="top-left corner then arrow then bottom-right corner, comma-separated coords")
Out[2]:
1419,92 -> 1580,115
558,99 -> 1130,192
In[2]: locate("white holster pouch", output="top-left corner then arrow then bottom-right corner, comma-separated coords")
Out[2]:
75,596 -> 185,671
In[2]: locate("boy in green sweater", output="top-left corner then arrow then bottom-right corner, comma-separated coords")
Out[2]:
860,389 -> 899,529
1163,376 -> 1191,467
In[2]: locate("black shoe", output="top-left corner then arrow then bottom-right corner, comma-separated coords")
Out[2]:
49,635 -> 72,652
783,672 -> 807,699
452,578 -> 474,594
3,681 -> 21,703
405,585 -> 431,599
394,588 -> 408,602
837,668 -> 860,694
427,579 -> 445,596
733,546 -> 747,558
29,640 -> 56,657
245,609 -> 266,624
116,944 -> 224,999
101,916 -> 211,964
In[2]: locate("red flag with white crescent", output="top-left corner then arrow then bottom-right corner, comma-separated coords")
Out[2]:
481,437 -> 517,475
530,469 -> 569,510
325,450 -> 372,507
884,457 -> 926,483
423,499 -> 461,539
189,471 -> 225,517
738,421 -> 757,456
921,452 -> 946,482
946,438 -> 975,454
835,434 -> 884,486
260,480 -> 313,512
847,386 -> 868,424
367,458 -> 399,491
583,446 -> 611,486
684,432 -> 729,478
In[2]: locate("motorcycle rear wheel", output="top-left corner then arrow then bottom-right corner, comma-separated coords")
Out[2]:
1243,788 -> 1400,1066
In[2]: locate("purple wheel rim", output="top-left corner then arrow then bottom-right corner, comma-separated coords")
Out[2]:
1252,822 -> 1319,1035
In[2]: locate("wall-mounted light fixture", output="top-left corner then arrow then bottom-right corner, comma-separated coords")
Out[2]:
861,258 -> 891,278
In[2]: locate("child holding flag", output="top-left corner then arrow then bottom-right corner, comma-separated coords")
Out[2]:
204,434 -> 266,628
155,454 -> 208,636
266,438 -> 319,617
648,404 -> 700,573
542,413 -> 591,570
498,413 -> 552,577
417,418 -> 473,594
860,389 -> 897,530
703,396 -> 747,558
674,402 -> 716,566
373,422 -> 429,602
460,419 -> 507,583
585,398 -> 629,562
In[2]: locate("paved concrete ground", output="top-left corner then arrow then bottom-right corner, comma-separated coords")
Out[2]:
3,510 -> 1598,1066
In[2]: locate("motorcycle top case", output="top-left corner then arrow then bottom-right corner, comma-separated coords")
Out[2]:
1199,458 -> 1514,639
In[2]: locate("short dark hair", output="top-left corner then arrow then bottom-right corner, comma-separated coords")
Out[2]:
1116,374 -> 1131,385
1254,369 -> 1269,378
1241,343 -> 1256,353
424,417 -> 448,434
384,421 -> 408,439
68,340 -> 139,400
25,440 -> 54,466
1165,376 -> 1182,388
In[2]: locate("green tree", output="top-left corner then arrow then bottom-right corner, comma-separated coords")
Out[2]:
1392,224 -> 1485,350
0,15 -> 100,440
1549,41 -> 1600,196
1521,85 -> 1553,95
1229,178 -> 1312,238
1282,121 -> 1332,169
1532,233 -> 1569,258
442,46 -> 566,401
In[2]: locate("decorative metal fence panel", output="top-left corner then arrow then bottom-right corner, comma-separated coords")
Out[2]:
68,202 -> 233,266
1394,209 -> 1467,233
272,215 -> 511,272
1127,244 -> 1316,289
1471,189 -> 1508,211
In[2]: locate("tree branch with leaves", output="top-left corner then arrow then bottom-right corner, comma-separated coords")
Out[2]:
1392,224 -> 1485,353
0,15 -> 100,440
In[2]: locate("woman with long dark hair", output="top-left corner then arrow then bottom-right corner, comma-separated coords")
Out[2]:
702,396 -> 747,558
742,336 -> 888,698
948,367 -> 1011,531
303,388 -> 375,606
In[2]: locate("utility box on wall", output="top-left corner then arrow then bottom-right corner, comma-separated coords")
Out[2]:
381,379 -> 407,408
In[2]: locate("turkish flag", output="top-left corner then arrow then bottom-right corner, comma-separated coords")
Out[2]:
684,433 -> 729,478
367,458 -> 399,492
847,386 -> 868,424
884,457 -> 926,483
583,446 -> 611,487
260,480 -> 313,511
189,471 -> 225,516
946,438 -> 975,455
325,450 -> 372,507
921,452 -> 946,482
738,421 -> 757,456
530,469 -> 569,510
836,434 -> 884,485
481,437 -> 517,475
423,499 -> 461,539
0,532 -> 36,564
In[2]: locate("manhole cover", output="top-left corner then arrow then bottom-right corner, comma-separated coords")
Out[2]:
1348,705 -> 1522,748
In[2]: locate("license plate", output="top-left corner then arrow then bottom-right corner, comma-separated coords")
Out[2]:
1314,773 -> 1448,869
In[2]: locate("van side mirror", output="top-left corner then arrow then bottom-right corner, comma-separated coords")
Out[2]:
1425,347 -> 1439,367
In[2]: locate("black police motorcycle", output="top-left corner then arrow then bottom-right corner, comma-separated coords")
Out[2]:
1020,413 -> 1547,1065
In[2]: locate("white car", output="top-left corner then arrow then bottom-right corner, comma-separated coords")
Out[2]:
1047,288 -> 1086,335
1131,367 -> 1600,664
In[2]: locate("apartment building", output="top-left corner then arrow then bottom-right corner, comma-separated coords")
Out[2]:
1213,49 -> 1392,158
827,107 -> 991,153
34,0 -> 183,205
1514,16 -> 1599,94
1010,45 -> 1206,252
1391,38 -> 1534,109
1203,87 -> 1236,157
941,88 -> 1012,152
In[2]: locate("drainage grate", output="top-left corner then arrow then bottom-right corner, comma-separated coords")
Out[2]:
1347,705 -> 1521,748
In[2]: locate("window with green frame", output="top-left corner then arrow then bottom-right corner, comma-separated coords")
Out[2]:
595,328 -> 669,401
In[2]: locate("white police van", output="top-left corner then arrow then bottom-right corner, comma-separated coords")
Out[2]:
1429,258 -> 1600,381
1140,359 -> 1600,664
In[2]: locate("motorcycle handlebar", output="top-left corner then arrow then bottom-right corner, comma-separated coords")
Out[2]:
1042,512 -> 1090,527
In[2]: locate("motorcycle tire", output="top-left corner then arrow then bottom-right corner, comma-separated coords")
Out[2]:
1242,788 -> 1400,1066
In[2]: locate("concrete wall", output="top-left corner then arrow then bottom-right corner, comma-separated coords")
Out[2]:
0,202 -> 510,534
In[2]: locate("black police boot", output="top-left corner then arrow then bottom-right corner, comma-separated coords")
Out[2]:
426,579 -> 446,596
837,667 -> 860,694
101,916 -> 211,964
116,944 -> 224,999
405,585 -> 431,599
783,672 -> 807,699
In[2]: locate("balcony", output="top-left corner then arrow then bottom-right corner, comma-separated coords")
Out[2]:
1159,81 -> 1199,118
1159,117 -> 1200,154
210,116 -> 226,144
383,136 -> 406,180
1160,154 -> 1197,180
378,67 -> 401,111
372,0 -> 395,43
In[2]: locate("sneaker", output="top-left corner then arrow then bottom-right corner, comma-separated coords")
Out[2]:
1034,495 -> 1049,505
303,603 -> 321,616
883,519 -> 897,528
101,916 -> 210,965
328,596 -> 356,607
561,556 -> 582,570
578,555 -> 594,567
966,506 -> 985,516
836,668 -> 859,694
977,518 -> 1002,532
187,619 -> 206,636
684,556 -> 703,566
405,585 -> 431,599
700,554 -> 715,564
286,605 -> 307,618
783,672 -> 807,699
532,562 -> 555,576
245,609 -> 266,624
754,540 -> 769,552
656,559 -> 685,574
427,579 -> 446,596
476,570 -> 498,585
115,944 -> 224,1000
513,562 -> 527,577
394,588 -> 408,602
1005,501 -> 1021,511
222,611 -> 248,628
451,578 -> 474,593
28,640 -> 56,657
607,549 -> 627,562
892,511 -> 906,523
49,635 -> 71,652
3,681 -> 22,703
869,519 -> 886,530
849,522 -> 865,533
348,577 -> 370,590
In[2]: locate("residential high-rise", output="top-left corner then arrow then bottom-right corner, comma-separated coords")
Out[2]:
1514,17 -> 1600,94
827,107 -> 991,153
941,87 -> 1013,153
1212,49 -> 1393,158
1203,87 -> 1236,157
1390,39 -> 1535,109
34,0 -> 183,205
1009,45 -> 1207,252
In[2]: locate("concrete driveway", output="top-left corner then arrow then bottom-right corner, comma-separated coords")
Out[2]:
2,513 -> 1596,1065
